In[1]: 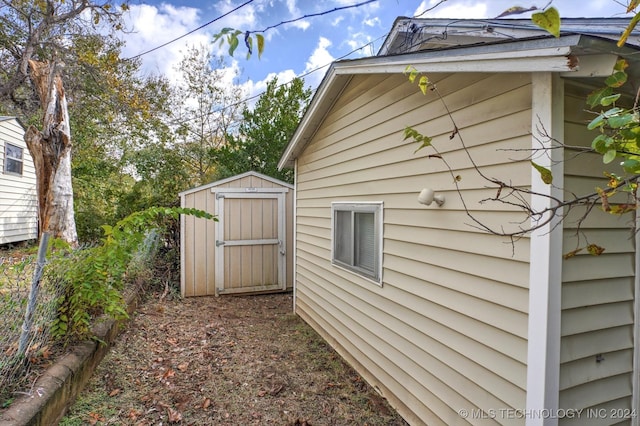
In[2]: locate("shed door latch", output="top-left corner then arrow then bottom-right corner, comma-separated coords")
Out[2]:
216,240 -> 225,247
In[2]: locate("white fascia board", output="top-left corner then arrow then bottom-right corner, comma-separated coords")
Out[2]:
334,46 -> 576,75
560,53 -> 620,77
335,56 -> 575,74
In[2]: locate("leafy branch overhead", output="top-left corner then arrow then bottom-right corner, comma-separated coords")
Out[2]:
213,28 -> 265,59
587,59 -> 640,169
531,7 -> 561,37
211,0 -> 375,59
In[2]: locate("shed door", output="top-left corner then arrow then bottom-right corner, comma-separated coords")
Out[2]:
214,190 -> 286,295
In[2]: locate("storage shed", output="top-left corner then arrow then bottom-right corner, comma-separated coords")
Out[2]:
278,24 -> 640,426
179,171 -> 294,297
0,116 -> 37,245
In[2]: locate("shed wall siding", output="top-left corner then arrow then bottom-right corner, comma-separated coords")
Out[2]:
559,83 -> 635,424
294,72 -> 533,425
182,188 -> 217,297
0,119 -> 37,244
181,173 -> 294,297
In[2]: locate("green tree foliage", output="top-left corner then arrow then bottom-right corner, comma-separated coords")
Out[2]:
0,1 -> 182,241
171,45 -> 245,187
218,77 -> 312,183
529,4 -> 640,211
50,207 -> 214,342
120,145 -> 189,216
585,59 -> 640,214
66,34 -> 178,241
0,0 -> 128,119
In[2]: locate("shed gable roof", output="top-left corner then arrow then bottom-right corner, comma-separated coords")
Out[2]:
278,33 -> 640,169
179,170 -> 294,197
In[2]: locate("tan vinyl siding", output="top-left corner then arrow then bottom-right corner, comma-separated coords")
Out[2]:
294,72 -> 533,425
0,118 -> 37,244
559,82 -> 635,425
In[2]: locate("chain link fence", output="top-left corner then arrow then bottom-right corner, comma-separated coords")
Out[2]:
0,229 -> 162,405
0,241 -> 56,402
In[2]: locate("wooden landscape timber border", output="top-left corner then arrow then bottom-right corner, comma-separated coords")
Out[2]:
0,288 -> 142,426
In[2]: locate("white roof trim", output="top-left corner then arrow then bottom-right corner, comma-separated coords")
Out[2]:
334,45 -> 575,75
0,116 -> 26,130
179,170 -> 293,197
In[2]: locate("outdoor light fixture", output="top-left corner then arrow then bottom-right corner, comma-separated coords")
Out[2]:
418,188 -> 445,207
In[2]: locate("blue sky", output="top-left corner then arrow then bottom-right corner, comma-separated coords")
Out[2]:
119,0 -> 633,99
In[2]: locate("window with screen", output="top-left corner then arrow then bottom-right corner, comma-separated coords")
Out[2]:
331,202 -> 383,284
5,143 -> 23,175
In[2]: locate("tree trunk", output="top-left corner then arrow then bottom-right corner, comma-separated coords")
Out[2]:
24,59 -> 78,246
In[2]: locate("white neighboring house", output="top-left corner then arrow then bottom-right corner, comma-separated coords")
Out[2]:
0,117 -> 37,245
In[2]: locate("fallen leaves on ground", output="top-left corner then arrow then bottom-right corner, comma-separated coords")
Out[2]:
61,292 -> 407,425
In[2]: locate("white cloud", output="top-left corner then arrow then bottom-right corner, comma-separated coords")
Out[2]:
332,16 -> 345,27
289,20 -> 311,31
282,0 -> 310,30
363,17 -> 381,27
285,0 -> 298,14
214,0 -> 259,28
302,37 -> 334,88
345,31 -> 375,55
414,0 -> 488,19
217,59 -> 244,89
121,4 -> 211,81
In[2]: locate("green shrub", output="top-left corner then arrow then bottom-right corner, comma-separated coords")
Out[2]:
48,207 -> 214,342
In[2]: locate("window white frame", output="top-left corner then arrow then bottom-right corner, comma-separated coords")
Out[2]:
331,201 -> 383,285
4,143 -> 23,175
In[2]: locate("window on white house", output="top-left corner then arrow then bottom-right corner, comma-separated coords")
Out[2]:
5,143 -> 23,175
331,202 -> 383,284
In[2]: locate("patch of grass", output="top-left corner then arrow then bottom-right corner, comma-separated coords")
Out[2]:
1,396 -> 14,409
59,389 -> 117,426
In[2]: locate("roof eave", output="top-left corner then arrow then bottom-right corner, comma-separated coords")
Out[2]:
278,34 -> 639,169
0,116 -> 27,130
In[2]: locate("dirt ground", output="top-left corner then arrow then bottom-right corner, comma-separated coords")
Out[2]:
60,291 -> 408,425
